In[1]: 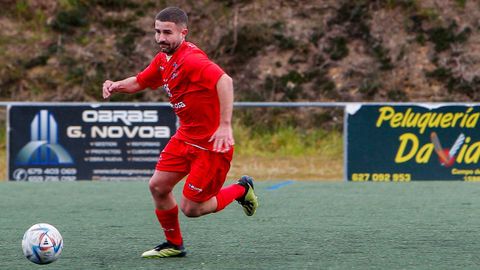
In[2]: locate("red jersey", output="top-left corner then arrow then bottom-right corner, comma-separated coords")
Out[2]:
136,42 -> 225,150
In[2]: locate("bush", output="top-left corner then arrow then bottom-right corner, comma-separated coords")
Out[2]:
427,22 -> 471,52
51,6 -> 89,34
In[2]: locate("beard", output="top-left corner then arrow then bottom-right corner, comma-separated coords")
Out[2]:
157,41 -> 181,55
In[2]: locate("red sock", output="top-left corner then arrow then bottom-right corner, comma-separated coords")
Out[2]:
215,183 -> 246,212
155,206 -> 183,246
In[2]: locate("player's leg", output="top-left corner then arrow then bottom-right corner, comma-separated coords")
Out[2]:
149,170 -> 186,247
180,195 -> 217,217
180,175 -> 258,217
142,138 -> 189,259
180,146 -> 258,217
149,170 -> 186,211
142,170 -> 187,258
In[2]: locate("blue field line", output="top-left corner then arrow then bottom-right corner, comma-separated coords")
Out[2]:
265,180 -> 295,190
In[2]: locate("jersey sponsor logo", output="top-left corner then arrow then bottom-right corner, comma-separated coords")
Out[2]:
171,102 -> 186,109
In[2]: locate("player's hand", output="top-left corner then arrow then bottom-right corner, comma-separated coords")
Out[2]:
209,124 -> 235,153
102,80 -> 116,99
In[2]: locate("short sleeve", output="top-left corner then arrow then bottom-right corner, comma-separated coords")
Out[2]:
184,52 -> 225,90
136,53 -> 164,90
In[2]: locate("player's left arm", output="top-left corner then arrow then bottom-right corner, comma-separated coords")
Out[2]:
209,74 -> 235,153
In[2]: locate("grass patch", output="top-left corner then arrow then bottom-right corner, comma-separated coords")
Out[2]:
228,155 -> 343,181
231,122 -> 343,180
233,121 -> 342,157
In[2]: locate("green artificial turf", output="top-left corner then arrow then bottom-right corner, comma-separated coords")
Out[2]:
1,181 -> 480,269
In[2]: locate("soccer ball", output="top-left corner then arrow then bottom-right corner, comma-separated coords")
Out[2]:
22,223 -> 63,264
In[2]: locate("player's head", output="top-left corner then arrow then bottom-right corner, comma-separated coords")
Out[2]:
154,7 -> 188,55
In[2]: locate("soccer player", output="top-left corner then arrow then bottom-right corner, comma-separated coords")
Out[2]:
102,7 -> 258,258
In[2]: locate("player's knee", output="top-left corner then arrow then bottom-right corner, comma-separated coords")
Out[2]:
148,177 -> 170,197
180,204 -> 202,218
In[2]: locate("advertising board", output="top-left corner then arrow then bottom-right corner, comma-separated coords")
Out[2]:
347,104 -> 480,181
8,104 -> 176,181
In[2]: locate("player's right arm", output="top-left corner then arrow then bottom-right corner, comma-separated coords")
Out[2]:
103,53 -> 164,99
102,77 -> 142,99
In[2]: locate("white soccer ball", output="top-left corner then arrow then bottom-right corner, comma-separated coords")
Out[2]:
22,223 -> 63,264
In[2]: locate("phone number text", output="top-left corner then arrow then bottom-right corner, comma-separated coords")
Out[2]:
351,173 -> 411,182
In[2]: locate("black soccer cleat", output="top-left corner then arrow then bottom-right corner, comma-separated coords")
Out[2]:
236,175 -> 259,216
141,241 -> 186,258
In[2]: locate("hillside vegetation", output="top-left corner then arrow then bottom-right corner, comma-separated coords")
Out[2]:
1,0 -> 479,104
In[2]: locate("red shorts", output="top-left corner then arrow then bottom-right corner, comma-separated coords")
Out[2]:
156,137 -> 234,203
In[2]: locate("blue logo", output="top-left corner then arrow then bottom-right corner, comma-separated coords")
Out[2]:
15,110 -> 73,165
